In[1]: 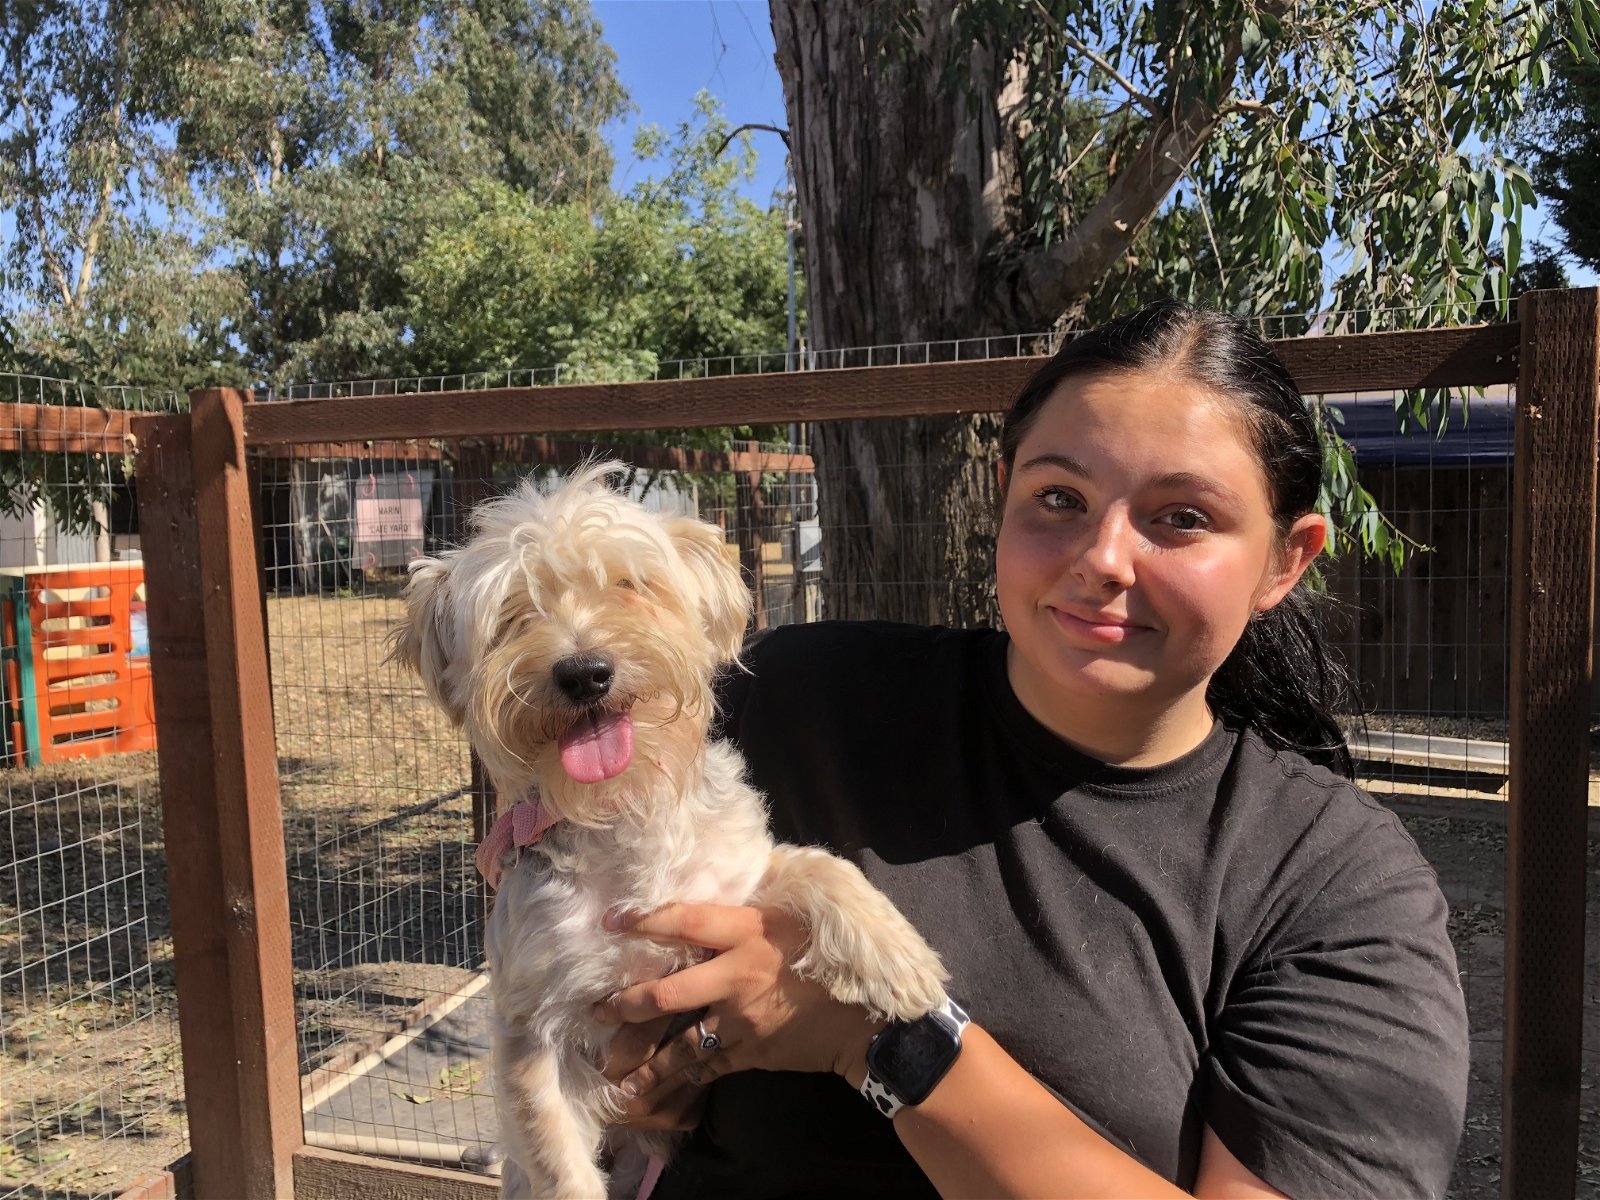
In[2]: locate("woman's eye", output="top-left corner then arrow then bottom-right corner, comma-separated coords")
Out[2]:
1158,508 -> 1210,533
1034,486 -> 1081,513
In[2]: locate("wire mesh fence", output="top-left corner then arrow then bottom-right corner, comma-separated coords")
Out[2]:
4,307 -> 1594,1196
1321,384 -> 1521,1199
252,434 -> 817,1172
0,378 -> 188,1199
245,361 -> 1560,1197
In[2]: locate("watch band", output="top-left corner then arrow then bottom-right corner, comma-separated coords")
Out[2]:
858,997 -> 969,1119
860,1068 -> 907,1119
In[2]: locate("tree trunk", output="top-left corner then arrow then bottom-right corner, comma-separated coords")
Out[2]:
770,0 -> 1027,626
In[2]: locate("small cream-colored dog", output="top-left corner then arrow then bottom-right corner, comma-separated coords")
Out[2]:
392,462 -> 947,1199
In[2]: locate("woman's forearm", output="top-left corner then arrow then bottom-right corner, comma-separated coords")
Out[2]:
845,1023 -> 1187,1200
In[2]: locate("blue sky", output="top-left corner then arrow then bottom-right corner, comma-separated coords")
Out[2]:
592,1 -> 789,206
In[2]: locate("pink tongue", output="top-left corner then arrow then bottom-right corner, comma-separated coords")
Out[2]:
557,710 -> 634,783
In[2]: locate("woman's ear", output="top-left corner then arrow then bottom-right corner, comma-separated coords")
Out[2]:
1254,513 -> 1328,613
996,460 -> 1009,495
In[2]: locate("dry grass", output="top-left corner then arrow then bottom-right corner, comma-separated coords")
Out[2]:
1,591 -> 1595,1197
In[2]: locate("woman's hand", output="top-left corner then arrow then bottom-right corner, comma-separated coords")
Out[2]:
594,903 -> 886,1098
599,1012 -> 709,1132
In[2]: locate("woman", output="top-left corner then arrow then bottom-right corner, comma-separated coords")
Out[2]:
593,302 -> 1469,1198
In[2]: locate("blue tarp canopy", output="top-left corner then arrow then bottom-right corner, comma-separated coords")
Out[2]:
1323,394 -> 1514,465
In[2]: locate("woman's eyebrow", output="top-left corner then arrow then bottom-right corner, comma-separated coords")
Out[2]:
1150,471 -> 1243,507
1017,452 -> 1093,478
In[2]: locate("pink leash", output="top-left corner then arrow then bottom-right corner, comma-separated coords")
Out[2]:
637,1156 -> 666,1200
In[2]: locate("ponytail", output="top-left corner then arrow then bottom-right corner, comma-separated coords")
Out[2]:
1207,590 -> 1354,777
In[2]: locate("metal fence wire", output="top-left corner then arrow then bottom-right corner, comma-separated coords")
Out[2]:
247,371 -> 1557,1198
0,377 -> 188,1200
4,306 -> 1598,1198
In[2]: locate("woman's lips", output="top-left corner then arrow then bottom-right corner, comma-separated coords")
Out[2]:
1048,603 -> 1151,645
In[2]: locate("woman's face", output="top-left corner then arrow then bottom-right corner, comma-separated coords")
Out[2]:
995,369 -> 1324,728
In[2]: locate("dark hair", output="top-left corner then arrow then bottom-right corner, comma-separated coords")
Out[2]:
1000,300 -> 1354,777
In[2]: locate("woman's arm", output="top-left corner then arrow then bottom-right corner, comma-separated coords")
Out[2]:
838,1023 -> 1284,1199
598,903 -> 1285,1200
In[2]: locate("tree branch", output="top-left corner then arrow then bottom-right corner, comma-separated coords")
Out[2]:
713,122 -> 791,158
75,44 -> 129,309
1015,104 -> 1223,321
1031,0 -> 1161,119
999,6 -> 1286,323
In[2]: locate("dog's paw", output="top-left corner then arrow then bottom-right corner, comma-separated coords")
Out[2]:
761,846 -> 950,1022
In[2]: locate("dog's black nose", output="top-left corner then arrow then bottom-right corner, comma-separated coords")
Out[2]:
552,652 -> 614,703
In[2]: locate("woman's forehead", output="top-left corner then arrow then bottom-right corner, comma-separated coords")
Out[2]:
1027,371 -> 1255,453
1016,371 -> 1272,502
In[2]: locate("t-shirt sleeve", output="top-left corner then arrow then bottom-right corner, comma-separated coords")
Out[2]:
1204,857 -> 1469,1199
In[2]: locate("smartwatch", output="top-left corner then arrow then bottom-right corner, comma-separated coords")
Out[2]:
858,997 -> 969,1118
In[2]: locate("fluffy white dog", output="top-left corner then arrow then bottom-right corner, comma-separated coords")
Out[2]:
391,462 -> 948,1199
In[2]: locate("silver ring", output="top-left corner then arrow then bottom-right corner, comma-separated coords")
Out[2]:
696,1019 -> 721,1053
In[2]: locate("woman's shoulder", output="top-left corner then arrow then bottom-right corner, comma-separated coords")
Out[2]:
1222,727 -> 1437,929
742,620 -> 993,679
715,621 -> 994,743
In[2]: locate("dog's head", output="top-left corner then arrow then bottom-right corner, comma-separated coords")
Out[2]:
389,460 -> 752,824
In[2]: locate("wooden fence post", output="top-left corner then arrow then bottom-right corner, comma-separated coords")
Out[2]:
135,389 -> 301,1199
1503,288 -> 1600,1200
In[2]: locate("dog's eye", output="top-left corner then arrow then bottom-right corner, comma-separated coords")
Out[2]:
615,578 -> 636,591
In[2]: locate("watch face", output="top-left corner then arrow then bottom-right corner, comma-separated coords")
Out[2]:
868,1014 -> 961,1105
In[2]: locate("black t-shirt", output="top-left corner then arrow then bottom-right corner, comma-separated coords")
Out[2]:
654,621 -> 1468,1200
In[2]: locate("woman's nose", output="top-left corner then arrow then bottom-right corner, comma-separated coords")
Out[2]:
1072,510 -> 1138,590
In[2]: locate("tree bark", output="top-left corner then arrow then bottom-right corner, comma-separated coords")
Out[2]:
771,0 -> 1242,625
770,0 -> 1024,625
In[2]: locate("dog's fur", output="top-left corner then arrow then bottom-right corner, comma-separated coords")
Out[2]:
391,463 -> 948,1198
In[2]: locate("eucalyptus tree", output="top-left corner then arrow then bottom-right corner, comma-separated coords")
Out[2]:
1520,49 -> 1600,272
770,0 -> 1592,624
156,0 -> 628,386
0,0 -> 245,385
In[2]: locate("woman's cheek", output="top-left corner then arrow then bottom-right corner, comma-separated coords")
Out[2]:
1157,547 -> 1261,657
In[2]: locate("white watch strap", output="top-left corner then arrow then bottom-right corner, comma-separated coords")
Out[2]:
860,1069 -> 907,1118
858,997 -> 969,1119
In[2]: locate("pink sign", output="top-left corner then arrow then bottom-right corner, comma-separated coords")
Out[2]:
355,497 -> 423,542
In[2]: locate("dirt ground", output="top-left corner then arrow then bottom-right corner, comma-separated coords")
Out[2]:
2,591 -> 1597,1197
1,592 -> 477,1199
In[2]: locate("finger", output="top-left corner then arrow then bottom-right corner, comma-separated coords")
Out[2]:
682,1052 -> 733,1087
621,1020 -> 722,1098
600,1013 -> 676,1083
595,954 -> 740,1024
605,902 -> 765,951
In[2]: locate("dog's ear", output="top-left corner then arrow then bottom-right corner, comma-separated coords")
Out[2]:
388,556 -> 466,724
665,516 -> 753,663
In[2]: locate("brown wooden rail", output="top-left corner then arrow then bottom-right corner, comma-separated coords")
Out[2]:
242,323 -> 1520,445
1502,289 -> 1600,1200
0,401 -> 136,453
119,303 -> 1600,1200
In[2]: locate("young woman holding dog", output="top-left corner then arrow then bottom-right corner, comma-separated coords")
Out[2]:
593,303 -> 1468,1199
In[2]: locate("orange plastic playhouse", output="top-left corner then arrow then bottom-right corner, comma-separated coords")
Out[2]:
0,562 -> 157,766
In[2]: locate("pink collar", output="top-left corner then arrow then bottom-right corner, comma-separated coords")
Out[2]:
475,797 -> 557,890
